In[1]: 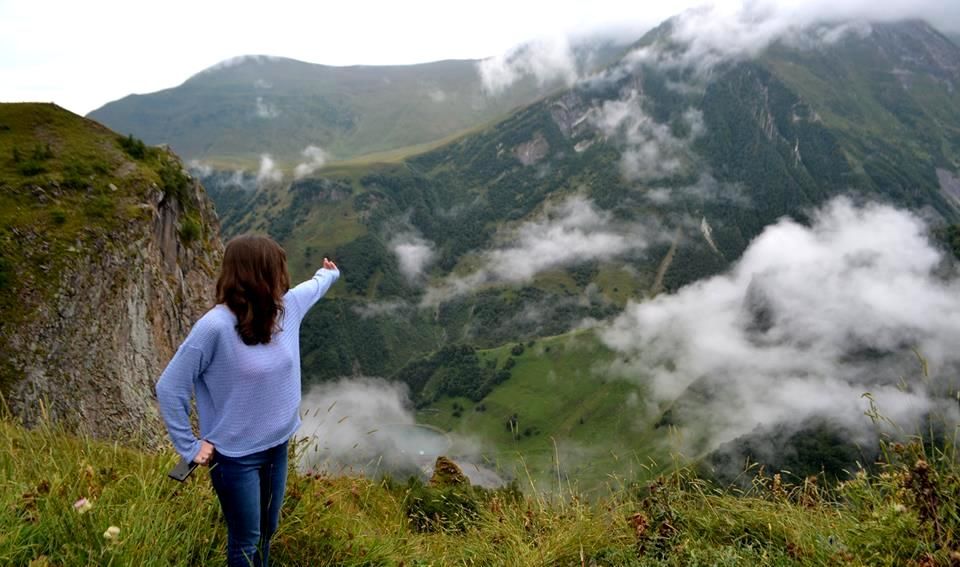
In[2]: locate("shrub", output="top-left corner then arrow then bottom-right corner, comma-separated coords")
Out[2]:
62,161 -> 93,189
31,143 -> 53,160
84,194 -> 114,218
158,159 -> 191,204
179,216 -> 201,244
0,255 -> 12,291
17,160 -> 46,176
50,209 -> 67,225
119,134 -> 147,160
404,480 -> 480,533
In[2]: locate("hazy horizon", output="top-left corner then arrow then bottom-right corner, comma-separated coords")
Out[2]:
2,0 -> 960,115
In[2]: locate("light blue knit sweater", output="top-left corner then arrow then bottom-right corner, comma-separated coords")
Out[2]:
155,268 -> 339,462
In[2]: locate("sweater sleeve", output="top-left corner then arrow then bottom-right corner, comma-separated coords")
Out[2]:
287,267 -> 340,318
155,321 -> 215,462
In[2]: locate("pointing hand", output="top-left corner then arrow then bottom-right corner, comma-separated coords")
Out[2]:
323,258 -> 338,271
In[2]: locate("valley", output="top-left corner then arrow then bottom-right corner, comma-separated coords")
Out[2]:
183,20 -> 960,487
6,5 -> 960,565
7,12 -> 960,494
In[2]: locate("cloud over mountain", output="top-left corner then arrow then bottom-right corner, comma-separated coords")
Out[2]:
293,145 -> 330,179
478,36 -> 579,95
600,197 -> 960,452
423,195 -> 656,305
256,154 -> 283,184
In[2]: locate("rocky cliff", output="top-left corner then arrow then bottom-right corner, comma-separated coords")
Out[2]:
0,103 -> 222,446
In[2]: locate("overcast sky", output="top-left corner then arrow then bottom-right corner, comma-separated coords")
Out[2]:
1,0 -> 959,116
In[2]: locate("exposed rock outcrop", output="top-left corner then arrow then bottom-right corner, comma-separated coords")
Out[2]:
9,183 -> 220,445
430,456 -> 470,487
1,116 -> 222,447
513,133 -> 549,166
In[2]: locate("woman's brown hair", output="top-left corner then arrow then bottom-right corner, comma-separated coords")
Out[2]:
216,234 -> 291,345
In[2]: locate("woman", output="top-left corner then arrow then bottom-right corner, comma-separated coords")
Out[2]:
156,234 -> 339,567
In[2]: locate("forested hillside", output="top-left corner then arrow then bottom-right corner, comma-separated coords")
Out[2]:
191,19 -> 960,486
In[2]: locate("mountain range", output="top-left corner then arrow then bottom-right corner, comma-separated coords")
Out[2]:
6,17 -> 960,487
87,40 -> 629,166
180,18 -> 960,484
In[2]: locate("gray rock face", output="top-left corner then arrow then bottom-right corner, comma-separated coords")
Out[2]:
938,168 -> 960,204
6,168 -> 222,447
513,133 -> 549,166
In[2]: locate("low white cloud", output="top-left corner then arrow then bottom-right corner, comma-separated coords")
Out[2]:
188,163 -> 258,193
297,378 -> 424,475
350,300 -> 409,319
600,197 -> 960,454
427,88 -> 448,103
293,145 -> 330,179
254,96 -> 279,118
423,195 -> 654,304
641,174 -> 747,206
296,378 -> 502,485
197,54 -> 280,75
623,2 -> 949,77
592,91 -> 704,181
186,159 -> 213,177
479,35 -> 579,95
256,154 -> 283,184
390,232 -> 436,283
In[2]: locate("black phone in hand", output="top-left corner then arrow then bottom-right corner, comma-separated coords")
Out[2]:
167,457 -> 199,482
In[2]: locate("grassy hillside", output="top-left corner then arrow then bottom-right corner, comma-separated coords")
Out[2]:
0,104 -> 202,293
761,22 -> 960,217
413,331 -> 665,492
3,413 -> 960,565
208,21 -> 960,389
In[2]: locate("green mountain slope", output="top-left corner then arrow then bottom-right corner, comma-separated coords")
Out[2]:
87,41 -> 628,165
416,332 -> 666,490
201,19 -> 960,374
197,19 -> 960,485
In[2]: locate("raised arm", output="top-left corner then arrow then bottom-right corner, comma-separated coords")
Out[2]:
287,258 -> 340,317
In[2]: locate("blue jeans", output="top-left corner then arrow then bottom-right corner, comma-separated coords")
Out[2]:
210,441 -> 289,567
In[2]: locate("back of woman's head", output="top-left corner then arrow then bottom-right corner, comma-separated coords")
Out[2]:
216,234 -> 290,345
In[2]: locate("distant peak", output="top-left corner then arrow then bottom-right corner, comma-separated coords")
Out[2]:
196,54 -> 287,75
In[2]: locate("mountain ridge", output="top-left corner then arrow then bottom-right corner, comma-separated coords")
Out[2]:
194,17 -> 960,484
87,41 -> 629,165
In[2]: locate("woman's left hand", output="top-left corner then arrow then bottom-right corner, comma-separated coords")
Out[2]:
194,440 -> 215,466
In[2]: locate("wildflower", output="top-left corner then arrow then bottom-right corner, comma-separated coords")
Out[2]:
103,525 -> 120,540
73,498 -> 93,514
893,503 -> 906,513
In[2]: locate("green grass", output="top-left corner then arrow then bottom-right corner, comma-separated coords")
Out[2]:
419,331 -> 668,494
3,409 -> 960,566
